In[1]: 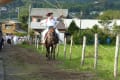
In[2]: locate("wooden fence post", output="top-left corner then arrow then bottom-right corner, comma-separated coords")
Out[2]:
36,38 -> 39,49
114,35 -> 120,79
70,36 -> 73,60
94,34 -> 98,69
81,36 -> 86,65
56,44 -> 59,57
64,37 -> 67,59
35,35 -> 37,48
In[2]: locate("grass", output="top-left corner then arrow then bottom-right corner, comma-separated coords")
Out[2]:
20,43 -> 120,80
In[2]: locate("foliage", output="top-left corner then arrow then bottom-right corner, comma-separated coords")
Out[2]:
15,32 -> 27,36
67,21 -> 80,44
98,10 -> 120,19
112,21 -> 120,35
29,30 -> 35,37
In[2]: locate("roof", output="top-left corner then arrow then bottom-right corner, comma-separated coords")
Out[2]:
30,8 -> 68,18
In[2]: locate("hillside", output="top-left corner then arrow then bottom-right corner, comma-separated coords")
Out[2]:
1,0 -> 120,19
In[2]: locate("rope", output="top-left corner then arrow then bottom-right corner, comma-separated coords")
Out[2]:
44,0 -> 58,9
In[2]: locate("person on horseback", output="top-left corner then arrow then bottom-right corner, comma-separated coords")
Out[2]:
40,12 -> 63,43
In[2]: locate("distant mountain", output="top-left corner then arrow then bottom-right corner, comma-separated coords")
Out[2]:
1,0 -> 120,19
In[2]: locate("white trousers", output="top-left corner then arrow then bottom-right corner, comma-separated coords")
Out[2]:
41,28 -> 60,43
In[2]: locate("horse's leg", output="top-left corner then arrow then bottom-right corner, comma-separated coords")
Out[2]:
46,46 -> 50,60
53,45 -> 56,60
50,46 -> 52,59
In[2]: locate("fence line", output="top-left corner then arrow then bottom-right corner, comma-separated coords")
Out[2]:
36,33 -> 120,78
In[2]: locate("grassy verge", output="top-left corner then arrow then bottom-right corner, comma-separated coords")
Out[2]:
20,44 -> 120,80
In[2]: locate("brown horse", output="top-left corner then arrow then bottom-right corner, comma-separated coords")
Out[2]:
45,27 -> 58,60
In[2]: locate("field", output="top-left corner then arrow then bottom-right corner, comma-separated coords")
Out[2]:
34,44 -> 120,80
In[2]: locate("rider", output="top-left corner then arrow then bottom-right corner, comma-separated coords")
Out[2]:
40,12 -> 63,43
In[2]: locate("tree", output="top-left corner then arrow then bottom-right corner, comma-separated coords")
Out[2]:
91,24 -> 102,33
98,19 -> 111,32
68,21 -> 79,34
68,21 -> 80,44
112,21 -> 120,35
98,10 -> 120,19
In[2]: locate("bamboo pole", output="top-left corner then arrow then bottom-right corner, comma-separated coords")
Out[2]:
70,36 -> 73,60
114,35 -> 120,79
36,38 -> 39,49
64,37 -> 67,59
56,44 -> 59,57
81,36 -> 86,65
94,34 -> 98,69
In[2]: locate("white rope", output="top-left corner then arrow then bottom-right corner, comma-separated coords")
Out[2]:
54,0 -> 62,9
43,0 -> 58,9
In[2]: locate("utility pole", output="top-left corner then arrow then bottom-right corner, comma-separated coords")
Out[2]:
27,4 -> 31,40
17,7 -> 19,20
79,11 -> 83,36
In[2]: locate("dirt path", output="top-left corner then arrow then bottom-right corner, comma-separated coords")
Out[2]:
0,45 -> 96,80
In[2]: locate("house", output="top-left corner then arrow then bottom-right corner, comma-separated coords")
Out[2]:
1,19 -> 26,35
30,8 -> 68,42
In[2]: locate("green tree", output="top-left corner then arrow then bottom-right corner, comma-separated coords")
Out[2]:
68,21 -> 79,34
91,24 -> 102,33
68,21 -> 80,44
112,21 -> 120,35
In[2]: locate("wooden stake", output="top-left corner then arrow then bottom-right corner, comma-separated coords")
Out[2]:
81,36 -> 86,65
70,36 -> 73,60
94,34 -> 98,69
64,37 -> 67,59
114,35 -> 120,79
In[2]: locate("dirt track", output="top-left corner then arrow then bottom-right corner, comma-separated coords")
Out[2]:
0,45 -> 96,80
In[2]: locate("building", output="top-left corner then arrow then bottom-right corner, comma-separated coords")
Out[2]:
1,20 -> 26,35
30,8 -> 68,42
63,19 -> 120,30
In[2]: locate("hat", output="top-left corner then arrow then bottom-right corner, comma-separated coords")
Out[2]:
46,12 -> 53,17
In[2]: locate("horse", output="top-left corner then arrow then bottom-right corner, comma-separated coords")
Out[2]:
45,27 -> 58,60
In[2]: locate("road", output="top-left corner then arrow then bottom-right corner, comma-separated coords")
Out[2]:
0,45 -> 96,80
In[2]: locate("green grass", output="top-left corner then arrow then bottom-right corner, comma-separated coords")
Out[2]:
20,44 -> 120,80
